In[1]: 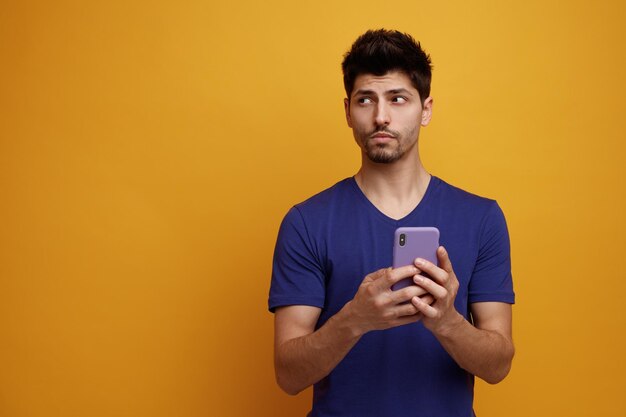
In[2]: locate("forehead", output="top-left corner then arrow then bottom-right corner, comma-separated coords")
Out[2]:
351,71 -> 417,96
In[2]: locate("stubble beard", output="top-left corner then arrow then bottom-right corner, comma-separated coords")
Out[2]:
365,142 -> 403,163
357,126 -> 419,164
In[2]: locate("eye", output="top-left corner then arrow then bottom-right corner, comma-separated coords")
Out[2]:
392,96 -> 407,103
358,97 -> 373,104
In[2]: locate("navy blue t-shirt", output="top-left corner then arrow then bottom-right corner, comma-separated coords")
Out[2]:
269,176 -> 515,417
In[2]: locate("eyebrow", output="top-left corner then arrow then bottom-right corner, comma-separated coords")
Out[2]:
353,88 -> 414,96
388,88 -> 413,95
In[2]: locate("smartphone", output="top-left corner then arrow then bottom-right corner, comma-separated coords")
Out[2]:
391,227 -> 440,291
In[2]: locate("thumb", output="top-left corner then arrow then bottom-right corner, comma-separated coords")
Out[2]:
437,246 -> 454,273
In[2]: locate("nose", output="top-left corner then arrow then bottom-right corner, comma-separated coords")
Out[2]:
375,102 -> 391,126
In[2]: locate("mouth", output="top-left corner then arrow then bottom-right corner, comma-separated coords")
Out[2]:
369,132 -> 396,144
369,129 -> 397,139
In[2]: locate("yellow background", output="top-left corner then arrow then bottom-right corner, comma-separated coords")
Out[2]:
1,0 -> 625,416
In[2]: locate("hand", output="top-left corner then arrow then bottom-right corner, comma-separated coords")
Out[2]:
345,265 -> 435,336
410,246 -> 464,335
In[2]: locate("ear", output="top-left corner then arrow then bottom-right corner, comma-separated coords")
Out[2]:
420,96 -> 433,126
344,98 -> 353,128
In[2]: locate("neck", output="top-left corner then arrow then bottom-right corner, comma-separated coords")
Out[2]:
354,151 -> 431,220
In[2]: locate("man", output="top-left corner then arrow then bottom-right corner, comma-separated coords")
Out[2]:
268,29 -> 515,417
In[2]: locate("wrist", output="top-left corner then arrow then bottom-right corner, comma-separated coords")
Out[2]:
432,310 -> 465,338
335,301 -> 368,339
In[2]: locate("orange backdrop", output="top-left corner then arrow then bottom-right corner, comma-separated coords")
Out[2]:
1,1 -> 625,416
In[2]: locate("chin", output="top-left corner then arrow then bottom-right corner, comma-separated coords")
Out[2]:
365,146 -> 403,164
366,152 -> 402,164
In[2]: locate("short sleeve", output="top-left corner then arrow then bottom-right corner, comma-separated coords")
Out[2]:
268,207 -> 326,312
468,202 -> 515,304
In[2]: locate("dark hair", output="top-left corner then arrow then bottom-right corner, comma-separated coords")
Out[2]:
342,29 -> 432,103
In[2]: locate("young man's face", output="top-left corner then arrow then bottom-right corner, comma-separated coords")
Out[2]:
344,71 -> 432,164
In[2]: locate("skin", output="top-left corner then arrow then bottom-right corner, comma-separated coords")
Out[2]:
274,71 -> 514,396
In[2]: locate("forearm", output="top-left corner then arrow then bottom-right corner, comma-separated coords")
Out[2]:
434,313 -> 514,384
274,266 -> 426,395
275,305 -> 362,395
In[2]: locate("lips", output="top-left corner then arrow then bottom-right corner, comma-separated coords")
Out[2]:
369,132 -> 396,144
370,130 -> 397,139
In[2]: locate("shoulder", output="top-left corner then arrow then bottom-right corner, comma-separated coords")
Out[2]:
294,177 -> 354,210
278,177 -> 355,233
434,176 -> 497,208
431,176 -> 503,222
285,177 -> 357,221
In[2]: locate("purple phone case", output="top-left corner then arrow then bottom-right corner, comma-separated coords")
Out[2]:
391,227 -> 440,291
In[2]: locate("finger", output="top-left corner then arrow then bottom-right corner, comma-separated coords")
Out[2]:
420,294 -> 435,305
411,296 -> 438,318
390,282 -> 429,303
363,267 -> 393,285
391,314 -> 423,328
373,267 -> 393,279
394,302 -> 420,317
413,275 -> 447,299
413,257 -> 447,285
378,264 -> 420,289
437,246 -> 454,273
